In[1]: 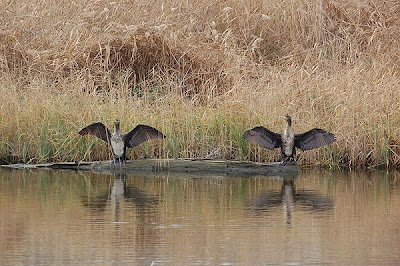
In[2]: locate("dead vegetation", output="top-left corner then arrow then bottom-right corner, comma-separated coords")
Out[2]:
0,0 -> 399,168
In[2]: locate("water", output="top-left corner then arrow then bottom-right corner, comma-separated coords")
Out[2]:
1,168 -> 399,265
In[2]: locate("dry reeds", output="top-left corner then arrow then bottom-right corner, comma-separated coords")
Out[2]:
0,0 -> 399,168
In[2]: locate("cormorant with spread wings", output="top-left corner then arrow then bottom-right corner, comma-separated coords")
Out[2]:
243,115 -> 336,165
79,119 -> 165,163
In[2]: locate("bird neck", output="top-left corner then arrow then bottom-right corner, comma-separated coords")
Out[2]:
114,123 -> 120,134
286,118 -> 292,127
284,121 -> 292,136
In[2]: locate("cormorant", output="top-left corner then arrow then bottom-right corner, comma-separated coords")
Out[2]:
243,114 -> 336,165
79,119 -> 165,163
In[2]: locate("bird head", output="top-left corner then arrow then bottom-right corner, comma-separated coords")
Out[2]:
113,118 -> 120,131
283,114 -> 292,126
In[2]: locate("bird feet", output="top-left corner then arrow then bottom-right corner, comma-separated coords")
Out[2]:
280,158 -> 297,166
112,157 -> 126,165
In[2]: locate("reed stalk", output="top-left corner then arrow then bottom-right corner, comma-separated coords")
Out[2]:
0,0 -> 399,168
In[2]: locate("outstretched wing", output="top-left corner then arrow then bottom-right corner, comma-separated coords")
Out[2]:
243,126 -> 282,150
124,124 -> 165,148
294,128 -> 336,151
78,122 -> 112,144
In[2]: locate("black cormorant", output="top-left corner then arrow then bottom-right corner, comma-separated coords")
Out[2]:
243,114 -> 336,165
79,118 -> 165,163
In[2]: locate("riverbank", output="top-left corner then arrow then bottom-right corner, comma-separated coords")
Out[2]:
0,1 -> 399,168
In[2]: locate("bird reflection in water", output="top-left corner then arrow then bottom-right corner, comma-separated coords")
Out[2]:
80,172 -> 159,223
79,172 -> 161,265
246,173 -> 334,225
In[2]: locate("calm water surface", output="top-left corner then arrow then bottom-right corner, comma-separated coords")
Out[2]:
0,168 -> 399,265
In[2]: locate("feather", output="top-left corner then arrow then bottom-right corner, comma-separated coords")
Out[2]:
78,122 -> 112,144
124,124 -> 165,148
294,128 -> 336,151
243,126 -> 282,150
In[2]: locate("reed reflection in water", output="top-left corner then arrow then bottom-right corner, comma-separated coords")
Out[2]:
0,168 -> 399,265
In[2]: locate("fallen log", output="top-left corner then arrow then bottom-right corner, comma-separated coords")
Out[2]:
1,158 -> 300,176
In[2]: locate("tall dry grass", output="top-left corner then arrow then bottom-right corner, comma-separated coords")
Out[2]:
0,0 -> 399,168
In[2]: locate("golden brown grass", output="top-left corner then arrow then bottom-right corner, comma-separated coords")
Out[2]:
0,0 -> 399,168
